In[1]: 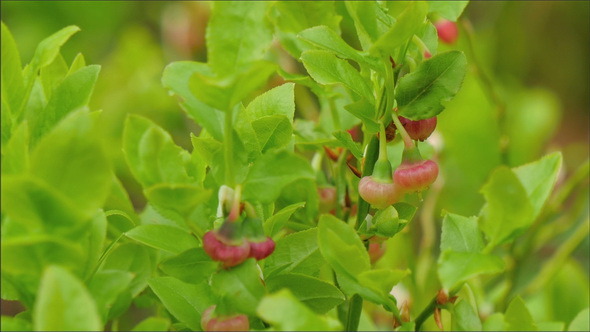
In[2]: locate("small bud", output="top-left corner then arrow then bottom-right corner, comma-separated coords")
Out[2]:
393,159 -> 439,193
435,19 -> 459,44
436,289 -> 449,305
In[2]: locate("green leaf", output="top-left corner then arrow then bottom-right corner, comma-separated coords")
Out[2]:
245,82 -> 296,120
270,1 -> 341,58
317,214 -> 370,277
345,1 -> 393,51
29,25 -> 80,73
236,83 -> 296,156
568,308 -> 590,332
1,122 -> 29,175
251,115 -> 293,153
483,313 -> 505,331
1,175 -> 88,236
207,1 -> 273,76
30,110 -> 111,219
396,51 -> 467,120
370,2 -> 428,57
428,1 -> 469,21
1,22 -> 25,119
30,65 -> 100,144
123,114 -> 193,187
102,243 -> 154,297
144,183 -> 211,216
149,277 -> 214,331
243,149 -> 315,203
438,251 -> 504,290
440,213 -> 484,253
40,54 -> 69,99
162,61 -> 223,140
211,259 -> 266,316
332,130 -> 363,159
480,167 -> 534,247
33,265 -> 101,331
537,321 -> 565,331
298,25 -> 366,65
264,202 -> 306,237
264,228 -> 325,278
125,224 -> 199,254
344,100 -> 380,133
159,248 -> 218,285
452,299 -> 482,331
357,269 -> 409,295
265,273 -> 345,314
505,296 -> 537,331
257,289 -> 341,331
512,152 -> 562,219
88,270 -> 134,321
1,232 -> 85,277
83,210 -> 108,279
1,316 -> 32,332
301,50 -> 374,103
67,52 -> 86,76
132,317 -> 171,332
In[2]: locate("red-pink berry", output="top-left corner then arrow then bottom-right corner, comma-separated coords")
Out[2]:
201,306 -> 249,332
424,51 -> 432,59
358,176 -> 404,209
393,159 -> 439,192
399,116 -> 437,141
435,20 -> 459,44
203,231 -> 250,268
248,237 -> 275,260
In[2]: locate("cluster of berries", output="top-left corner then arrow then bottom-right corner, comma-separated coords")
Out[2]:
203,191 -> 275,268
359,115 -> 439,209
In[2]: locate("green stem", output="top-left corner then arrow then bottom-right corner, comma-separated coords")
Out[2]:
328,92 -> 342,131
224,106 -> 235,187
346,294 -> 363,332
378,122 -> 388,162
391,112 -> 414,149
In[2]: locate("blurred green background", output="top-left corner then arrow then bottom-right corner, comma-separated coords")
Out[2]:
2,1 -> 588,328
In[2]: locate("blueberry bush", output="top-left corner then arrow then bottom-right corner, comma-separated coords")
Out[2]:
1,1 -> 589,331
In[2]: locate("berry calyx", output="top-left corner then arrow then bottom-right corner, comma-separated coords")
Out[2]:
201,305 -> 250,332
248,237 -> 276,260
435,19 -> 459,44
203,230 -> 250,268
358,176 -> 404,209
399,116 -> 437,141
393,159 -> 439,192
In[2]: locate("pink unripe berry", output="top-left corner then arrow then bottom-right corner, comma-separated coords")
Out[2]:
399,116 -> 437,141
424,51 -> 432,59
248,237 -> 275,260
358,176 -> 404,209
203,231 -> 250,268
435,19 -> 459,44
393,159 -> 439,192
201,306 -> 250,332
